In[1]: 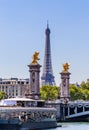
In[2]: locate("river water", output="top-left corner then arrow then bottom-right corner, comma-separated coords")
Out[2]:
1,122 -> 89,130
44,122 -> 89,130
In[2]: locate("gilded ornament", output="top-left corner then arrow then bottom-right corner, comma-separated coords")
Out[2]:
31,52 -> 40,64
62,63 -> 70,72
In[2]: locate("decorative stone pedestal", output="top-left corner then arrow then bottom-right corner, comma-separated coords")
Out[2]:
28,63 -> 41,100
25,52 -> 41,99
60,63 -> 71,102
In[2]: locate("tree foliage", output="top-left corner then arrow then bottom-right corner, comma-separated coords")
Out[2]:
70,84 -> 83,100
70,79 -> 89,101
40,85 -> 59,101
0,91 -> 7,100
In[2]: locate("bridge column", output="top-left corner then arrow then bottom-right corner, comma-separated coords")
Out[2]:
63,105 -> 66,120
60,103 -> 66,121
83,105 -> 85,112
74,106 -> 77,114
68,105 -> 70,116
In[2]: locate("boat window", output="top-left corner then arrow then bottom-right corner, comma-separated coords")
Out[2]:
37,101 -> 44,107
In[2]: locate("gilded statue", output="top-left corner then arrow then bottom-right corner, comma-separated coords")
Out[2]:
62,63 -> 70,72
31,52 -> 40,64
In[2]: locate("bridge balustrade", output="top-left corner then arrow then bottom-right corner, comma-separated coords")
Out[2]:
64,104 -> 75,116
60,102 -> 89,121
84,104 -> 89,111
64,103 -> 89,117
69,105 -> 75,115
77,104 -> 83,113
65,106 -> 68,116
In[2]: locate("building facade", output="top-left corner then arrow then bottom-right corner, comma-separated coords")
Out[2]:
0,78 -> 29,98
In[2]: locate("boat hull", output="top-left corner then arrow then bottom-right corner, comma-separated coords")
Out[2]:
0,119 -> 57,130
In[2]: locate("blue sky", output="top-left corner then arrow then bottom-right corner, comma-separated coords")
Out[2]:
0,0 -> 89,85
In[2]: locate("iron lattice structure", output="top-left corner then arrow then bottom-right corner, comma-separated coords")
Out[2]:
41,25 -> 56,86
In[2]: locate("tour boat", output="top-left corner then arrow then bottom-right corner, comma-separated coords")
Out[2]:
0,97 -> 57,130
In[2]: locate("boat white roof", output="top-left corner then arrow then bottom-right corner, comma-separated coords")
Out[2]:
4,97 -> 34,102
2,97 -> 44,102
0,97 -> 44,106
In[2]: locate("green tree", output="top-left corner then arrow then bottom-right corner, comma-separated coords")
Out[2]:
70,84 -> 78,101
70,80 -> 89,101
80,79 -> 89,100
40,85 -> 59,101
0,91 -> 7,100
70,84 -> 83,101
81,81 -> 87,89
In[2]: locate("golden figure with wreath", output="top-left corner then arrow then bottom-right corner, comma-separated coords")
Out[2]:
62,63 -> 70,72
31,52 -> 40,64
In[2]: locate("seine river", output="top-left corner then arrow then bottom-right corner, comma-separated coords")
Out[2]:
44,122 -> 89,130
1,122 -> 89,130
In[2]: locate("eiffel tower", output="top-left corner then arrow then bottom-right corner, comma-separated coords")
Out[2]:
41,24 -> 56,86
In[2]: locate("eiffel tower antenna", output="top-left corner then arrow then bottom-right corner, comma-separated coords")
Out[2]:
47,20 -> 49,28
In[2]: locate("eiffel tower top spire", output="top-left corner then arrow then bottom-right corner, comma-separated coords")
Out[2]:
47,20 -> 49,28
45,21 -> 50,34
41,25 -> 56,86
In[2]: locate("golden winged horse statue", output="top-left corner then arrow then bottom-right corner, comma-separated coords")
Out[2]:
31,52 -> 40,64
62,63 -> 70,72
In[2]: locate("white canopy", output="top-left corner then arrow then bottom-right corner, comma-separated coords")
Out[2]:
0,97 -> 44,106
